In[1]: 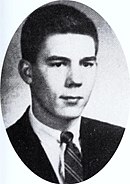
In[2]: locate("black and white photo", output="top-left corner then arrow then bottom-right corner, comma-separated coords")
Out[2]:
0,0 -> 130,184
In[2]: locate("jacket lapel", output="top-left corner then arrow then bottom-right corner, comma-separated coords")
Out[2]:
80,117 -> 90,180
80,117 -> 105,179
80,117 -> 125,180
11,108 -> 59,183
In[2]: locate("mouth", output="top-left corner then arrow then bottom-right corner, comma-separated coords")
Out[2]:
60,96 -> 83,100
60,96 -> 83,104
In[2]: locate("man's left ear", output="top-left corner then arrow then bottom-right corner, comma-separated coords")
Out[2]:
18,59 -> 32,84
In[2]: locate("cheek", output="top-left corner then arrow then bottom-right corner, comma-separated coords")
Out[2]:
46,69 -> 66,91
31,67 -> 49,96
82,68 -> 97,86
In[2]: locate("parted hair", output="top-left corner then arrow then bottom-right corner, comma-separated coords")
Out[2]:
21,3 -> 98,63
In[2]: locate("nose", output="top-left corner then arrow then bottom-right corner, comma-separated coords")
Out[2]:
65,66 -> 82,88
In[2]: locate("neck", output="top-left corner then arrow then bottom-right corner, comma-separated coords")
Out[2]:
31,99 -> 81,131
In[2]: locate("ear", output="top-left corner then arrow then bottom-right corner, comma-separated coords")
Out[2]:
18,59 -> 32,84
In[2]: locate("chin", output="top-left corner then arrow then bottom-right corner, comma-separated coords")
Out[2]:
57,109 -> 83,120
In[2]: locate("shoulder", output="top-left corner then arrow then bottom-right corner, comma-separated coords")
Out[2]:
6,107 -> 33,148
80,117 -> 125,179
81,116 -> 125,135
7,107 -> 30,135
6,107 -> 42,161
81,117 -> 125,150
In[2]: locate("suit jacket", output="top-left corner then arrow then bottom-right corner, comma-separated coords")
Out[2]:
7,108 -> 125,183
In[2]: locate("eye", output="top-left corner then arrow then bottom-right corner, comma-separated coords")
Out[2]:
49,61 -> 67,67
50,62 -> 62,67
46,56 -> 70,68
80,57 -> 96,68
82,61 -> 94,67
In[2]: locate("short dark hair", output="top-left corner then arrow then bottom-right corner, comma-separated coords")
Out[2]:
21,3 -> 99,63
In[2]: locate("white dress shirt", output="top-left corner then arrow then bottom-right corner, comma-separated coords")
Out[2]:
29,107 -> 81,184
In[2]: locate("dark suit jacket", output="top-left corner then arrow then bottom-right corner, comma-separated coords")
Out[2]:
7,108 -> 125,183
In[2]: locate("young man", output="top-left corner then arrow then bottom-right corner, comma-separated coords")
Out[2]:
7,3 -> 124,184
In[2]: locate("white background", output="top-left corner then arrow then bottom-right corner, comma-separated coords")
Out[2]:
0,0 -> 130,184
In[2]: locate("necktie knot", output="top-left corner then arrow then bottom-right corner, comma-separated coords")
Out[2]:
60,131 -> 73,144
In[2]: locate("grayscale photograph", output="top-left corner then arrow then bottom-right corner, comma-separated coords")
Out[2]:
0,0 -> 130,184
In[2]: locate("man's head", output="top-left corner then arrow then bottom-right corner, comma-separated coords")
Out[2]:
19,3 -> 99,126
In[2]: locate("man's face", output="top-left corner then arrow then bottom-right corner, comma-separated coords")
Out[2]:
30,33 -> 97,120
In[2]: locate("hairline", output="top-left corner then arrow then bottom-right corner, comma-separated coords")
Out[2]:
21,3 -> 99,63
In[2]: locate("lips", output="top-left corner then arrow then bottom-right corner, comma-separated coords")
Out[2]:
59,96 -> 83,106
60,96 -> 83,100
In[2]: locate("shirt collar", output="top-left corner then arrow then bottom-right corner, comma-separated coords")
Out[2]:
29,107 -> 81,147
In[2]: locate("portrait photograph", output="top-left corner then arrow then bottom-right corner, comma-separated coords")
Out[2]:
0,0 -> 130,184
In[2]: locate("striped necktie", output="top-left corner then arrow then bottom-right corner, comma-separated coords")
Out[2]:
60,131 -> 83,184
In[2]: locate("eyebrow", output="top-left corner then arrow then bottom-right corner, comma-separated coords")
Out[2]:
80,56 -> 96,62
46,56 -> 70,62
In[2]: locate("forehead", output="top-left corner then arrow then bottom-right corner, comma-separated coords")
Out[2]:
42,33 -> 95,57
